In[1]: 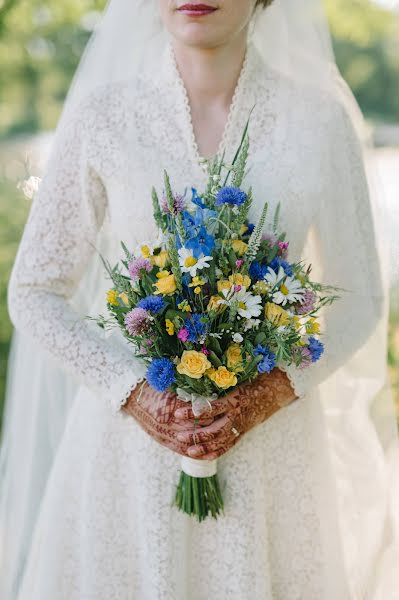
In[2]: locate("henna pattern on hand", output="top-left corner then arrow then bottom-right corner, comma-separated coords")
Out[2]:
123,369 -> 298,460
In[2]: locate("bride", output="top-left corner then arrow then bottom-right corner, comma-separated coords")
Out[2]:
1,0 -> 398,598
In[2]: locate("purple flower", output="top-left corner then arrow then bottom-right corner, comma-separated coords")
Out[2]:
146,358 -> 176,392
216,186 -> 247,206
298,347 -> 312,369
262,232 -> 278,246
296,290 -> 317,315
128,257 -> 153,281
137,295 -> 166,314
160,194 -> 186,215
177,328 -> 189,342
124,308 -> 151,336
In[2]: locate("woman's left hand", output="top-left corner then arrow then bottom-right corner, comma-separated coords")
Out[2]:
174,368 -> 298,461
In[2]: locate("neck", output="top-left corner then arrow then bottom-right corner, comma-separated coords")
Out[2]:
170,35 -> 249,108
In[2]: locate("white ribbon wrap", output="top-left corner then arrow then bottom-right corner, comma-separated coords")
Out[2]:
176,388 -> 217,418
181,457 -> 218,478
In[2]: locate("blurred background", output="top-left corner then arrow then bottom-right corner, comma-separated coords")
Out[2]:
0,0 -> 398,426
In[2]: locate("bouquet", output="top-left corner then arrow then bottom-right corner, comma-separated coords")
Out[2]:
93,128 -> 339,521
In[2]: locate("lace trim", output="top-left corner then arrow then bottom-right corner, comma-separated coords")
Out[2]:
165,40 -> 252,164
279,364 -> 308,401
110,375 -> 146,413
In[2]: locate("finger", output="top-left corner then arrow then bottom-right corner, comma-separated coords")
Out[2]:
176,414 -> 236,445
198,434 -> 242,460
186,430 -> 237,458
174,417 -> 214,427
174,398 -> 231,421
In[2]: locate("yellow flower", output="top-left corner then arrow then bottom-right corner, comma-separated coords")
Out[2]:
253,280 -> 270,295
178,301 -> 192,313
207,295 -> 224,313
226,344 -> 244,373
152,250 -> 170,269
106,289 -> 119,306
229,273 -> 251,288
118,292 -> 129,306
177,351 -> 211,379
305,318 -> 321,335
291,315 -> 302,331
165,319 -> 175,336
231,239 -> 248,256
156,270 -> 171,279
194,287 -> 202,295
207,366 -> 237,390
141,245 -> 151,258
188,276 -> 206,288
265,302 -> 290,326
240,224 -> 249,236
154,273 -> 177,295
217,280 -> 232,293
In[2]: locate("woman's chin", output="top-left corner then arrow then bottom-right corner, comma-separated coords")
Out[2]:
174,24 -> 226,49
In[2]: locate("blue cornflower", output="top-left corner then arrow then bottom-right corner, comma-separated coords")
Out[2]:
186,226 -> 216,258
137,296 -> 166,315
146,358 -> 176,393
269,257 -> 294,277
307,337 -> 324,363
246,223 -> 255,235
215,186 -> 247,206
185,313 -> 210,343
249,261 -> 268,281
254,344 -> 277,374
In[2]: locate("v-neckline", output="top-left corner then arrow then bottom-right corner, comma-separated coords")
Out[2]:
164,41 -> 253,166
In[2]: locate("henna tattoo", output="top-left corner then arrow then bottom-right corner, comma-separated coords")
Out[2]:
123,369 -> 297,460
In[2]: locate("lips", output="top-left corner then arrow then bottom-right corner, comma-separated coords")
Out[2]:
177,3 -> 217,16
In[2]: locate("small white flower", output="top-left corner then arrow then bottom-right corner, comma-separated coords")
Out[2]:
264,267 -> 305,306
234,288 -> 263,319
178,247 -> 213,277
17,175 -> 41,200
243,318 -> 261,331
232,332 -> 244,343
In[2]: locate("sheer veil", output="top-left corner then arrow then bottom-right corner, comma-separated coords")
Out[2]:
1,0 -> 398,597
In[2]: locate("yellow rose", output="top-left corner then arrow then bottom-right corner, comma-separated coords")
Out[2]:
152,250 -> 170,269
165,319 -> 175,336
217,280 -> 232,293
118,292 -> 129,306
177,351 -> 211,380
229,273 -> 251,288
231,240 -> 248,256
106,289 -> 119,306
207,366 -> 237,390
226,344 -> 244,373
265,302 -> 290,326
240,224 -> 249,236
154,273 -> 177,295
156,270 -> 171,279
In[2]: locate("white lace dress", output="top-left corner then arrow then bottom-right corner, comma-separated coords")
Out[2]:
8,42 -> 387,600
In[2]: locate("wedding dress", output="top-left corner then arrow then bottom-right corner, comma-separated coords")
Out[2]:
2,3 -> 399,599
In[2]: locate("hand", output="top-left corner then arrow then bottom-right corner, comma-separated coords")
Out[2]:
174,369 -> 298,461
121,382 -> 213,457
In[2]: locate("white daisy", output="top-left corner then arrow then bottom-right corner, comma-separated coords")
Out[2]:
264,267 -> 305,306
178,247 -> 213,277
243,318 -> 261,331
234,288 -> 263,319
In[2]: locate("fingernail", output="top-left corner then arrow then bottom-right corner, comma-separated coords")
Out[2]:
176,433 -> 186,442
188,447 -> 201,458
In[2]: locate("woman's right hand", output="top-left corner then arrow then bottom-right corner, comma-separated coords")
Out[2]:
121,381 -> 214,457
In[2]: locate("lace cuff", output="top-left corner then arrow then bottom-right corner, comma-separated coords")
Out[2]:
279,364 -> 309,400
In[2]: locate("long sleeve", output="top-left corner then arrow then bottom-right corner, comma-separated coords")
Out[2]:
7,101 -> 146,412
284,100 -> 385,399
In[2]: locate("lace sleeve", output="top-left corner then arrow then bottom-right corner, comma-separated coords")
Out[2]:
7,101 -> 146,412
283,100 -> 384,399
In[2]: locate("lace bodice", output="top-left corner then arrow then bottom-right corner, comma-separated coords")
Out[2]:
7,41 -> 382,411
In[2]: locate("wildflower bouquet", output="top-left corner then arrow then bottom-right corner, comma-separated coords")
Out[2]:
95,129 -> 339,522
